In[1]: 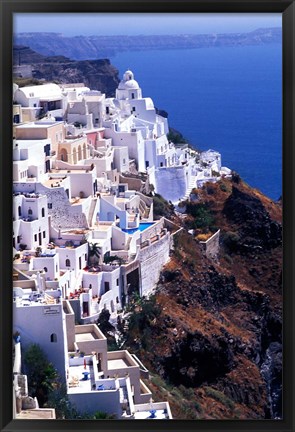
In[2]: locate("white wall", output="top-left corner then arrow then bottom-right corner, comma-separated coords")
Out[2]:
57,243 -> 88,275
113,147 -> 129,173
13,302 -> 68,381
104,129 -> 146,172
69,389 -> 121,418
154,166 -> 189,203
32,254 -> 59,280
138,234 -> 171,296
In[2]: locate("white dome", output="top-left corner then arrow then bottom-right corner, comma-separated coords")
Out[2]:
118,79 -> 140,90
123,70 -> 134,80
145,97 -> 154,109
118,69 -> 140,91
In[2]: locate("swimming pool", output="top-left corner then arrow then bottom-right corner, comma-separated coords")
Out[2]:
122,222 -> 154,235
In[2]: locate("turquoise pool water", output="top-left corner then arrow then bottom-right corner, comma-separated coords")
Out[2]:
122,222 -> 154,235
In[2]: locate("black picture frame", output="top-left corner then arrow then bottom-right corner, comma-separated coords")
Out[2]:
1,1 -> 294,431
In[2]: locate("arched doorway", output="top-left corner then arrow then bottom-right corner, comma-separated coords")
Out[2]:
78,145 -> 82,161
60,148 -> 68,162
73,148 -> 77,164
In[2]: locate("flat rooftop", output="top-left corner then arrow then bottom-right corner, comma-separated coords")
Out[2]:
52,169 -> 92,174
133,409 -> 168,420
16,409 -> 56,419
75,332 -> 98,342
67,365 -> 117,395
108,358 -> 130,369
95,224 -> 112,231
16,121 -> 63,129
67,365 -> 93,394
42,178 -> 66,188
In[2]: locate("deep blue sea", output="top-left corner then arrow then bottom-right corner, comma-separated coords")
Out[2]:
110,44 -> 282,200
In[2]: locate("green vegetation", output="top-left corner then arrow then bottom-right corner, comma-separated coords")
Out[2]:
45,382 -> 78,419
219,182 -> 229,192
186,202 -> 215,231
167,129 -> 187,144
92,411 -> 116,419
46,383 -> 116,419
103,254 -> 124,265
124,294 -> 161,350
23,344 -> 58,407
88,242 -> 101,264
203,386 -> 235,410
222,231 -> 240,253
149,374 -> 202,419
97,309 -> 114,334
153,193 -> 172,218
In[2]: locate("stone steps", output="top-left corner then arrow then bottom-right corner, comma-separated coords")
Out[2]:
182,175 -> 196,201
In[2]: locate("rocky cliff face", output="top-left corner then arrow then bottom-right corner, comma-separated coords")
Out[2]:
119,177 -> 282,420
13,46 -> 120,97
14,28 -> 282,60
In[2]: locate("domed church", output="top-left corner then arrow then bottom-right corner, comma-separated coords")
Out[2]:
116,70 -> 142,100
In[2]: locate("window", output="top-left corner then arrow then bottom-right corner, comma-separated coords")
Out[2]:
44,267 -> 48,272
106,107 -> 109,115
132,107 -> 136,112
41,208 -> 45,217
48,203 -> 52,209
18,206 -> 21,216
13,114 -> 20,124
131,93 -> 135,99
123,158 -> 126,164
116,296 -> 119,304
17,235 -> 21,244
50,333 -> 57,343
104,282 -> 110,293
79,257 -> 82,269
28,208 -> 33,215
34,234 -> 37,241
116,279 -> 119,286
65,259 -> 71,267
43,231 -> 46,238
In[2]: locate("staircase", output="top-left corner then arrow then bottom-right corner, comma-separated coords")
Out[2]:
88,198 -> 97,227
138,200 -> 147,218
182,175 -> 196,201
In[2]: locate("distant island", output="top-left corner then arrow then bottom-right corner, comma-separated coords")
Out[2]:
14,27 -> 281,60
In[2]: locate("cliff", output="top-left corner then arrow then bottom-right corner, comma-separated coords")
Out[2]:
119,176 -> 282,420
13,46 -> 120,97
14,28 -> 281,60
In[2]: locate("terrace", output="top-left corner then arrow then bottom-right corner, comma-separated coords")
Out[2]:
133,402 -> 172,420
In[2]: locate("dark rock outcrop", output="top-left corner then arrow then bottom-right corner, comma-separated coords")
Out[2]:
13,46 -> 120,97
223,186 -> 282,252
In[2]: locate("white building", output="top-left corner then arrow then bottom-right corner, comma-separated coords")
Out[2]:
14,83 -> 64,121
13,296 -> 172,419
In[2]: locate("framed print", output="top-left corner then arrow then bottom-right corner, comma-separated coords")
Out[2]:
1,1 -> 294,432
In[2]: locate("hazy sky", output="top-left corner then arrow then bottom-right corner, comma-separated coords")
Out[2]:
14,13 -> 281,36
